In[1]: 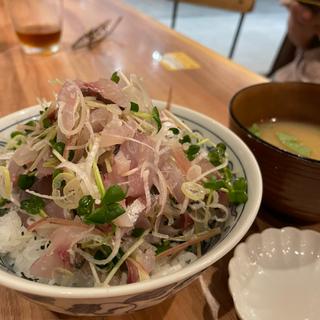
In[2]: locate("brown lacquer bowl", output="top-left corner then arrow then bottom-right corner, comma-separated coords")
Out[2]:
229,82 -> 320,222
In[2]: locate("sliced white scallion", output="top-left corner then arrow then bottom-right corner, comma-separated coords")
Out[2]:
103,229 -> 149,286
0,166 -> 11,199
192,158 -> 228,183
75,226 -> 121,266
181,181 -> 208,201
93,161 -> 105,198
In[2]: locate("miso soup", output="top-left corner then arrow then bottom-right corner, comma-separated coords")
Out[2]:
249,120 -> 320,160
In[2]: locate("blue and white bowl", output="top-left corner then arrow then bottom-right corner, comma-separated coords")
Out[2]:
0,102 -> 262,316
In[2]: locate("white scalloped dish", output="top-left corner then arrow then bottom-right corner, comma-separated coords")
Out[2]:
229,227 -> 320,320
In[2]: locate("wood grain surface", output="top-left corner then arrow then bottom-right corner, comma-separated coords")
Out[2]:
178,0 -> 255,13
0,1 -> 317,320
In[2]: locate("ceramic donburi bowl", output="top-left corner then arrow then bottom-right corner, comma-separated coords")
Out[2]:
0,101 -> 262,316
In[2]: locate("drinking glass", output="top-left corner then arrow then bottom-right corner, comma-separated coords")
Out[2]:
7,0 -> 63,55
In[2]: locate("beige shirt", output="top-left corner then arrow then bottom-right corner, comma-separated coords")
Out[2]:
273,46 -> 320,83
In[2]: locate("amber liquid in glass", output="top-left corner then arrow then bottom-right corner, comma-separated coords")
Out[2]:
16,24 -> 61,51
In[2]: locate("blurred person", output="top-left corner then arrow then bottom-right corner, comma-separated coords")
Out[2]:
273,0 -> 320,83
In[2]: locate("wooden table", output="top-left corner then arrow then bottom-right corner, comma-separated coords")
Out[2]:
0,1 -> 318,319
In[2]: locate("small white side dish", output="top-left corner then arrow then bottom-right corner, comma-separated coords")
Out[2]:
229,227 -> 320,320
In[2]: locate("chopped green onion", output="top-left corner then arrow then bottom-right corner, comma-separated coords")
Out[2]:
18,174 -> 36,190
10,131 -> 24,138
169,127 -> 180,135
52,141 -> 65,155
203,176 -> 226,190
276,132 -> 311,157
185,144 -> 200,161
20,196 -> 46,216
227,177 -> 248,205
208,143 -> 226,166
228,189 -> 248,204
77,195 -> 94,216
25,120 -> 36,134
152,106 -> 162,132
111,71 -> 120,84
223,166 -> 233,183
155,240 -> 171,255
84,203 -> 125,224
130,102 -> 139,112
42,118 -> 52,129
249,123 -> 261,137
25,120 -> 36,127
101,185 -> 126,206
179,134 -> 191,144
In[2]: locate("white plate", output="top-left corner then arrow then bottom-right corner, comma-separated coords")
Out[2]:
229,227 -> 320,320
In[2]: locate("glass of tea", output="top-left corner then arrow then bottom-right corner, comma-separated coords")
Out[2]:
7,0 -> 63,55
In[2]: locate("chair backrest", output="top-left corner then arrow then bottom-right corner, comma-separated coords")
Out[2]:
178,0 -> 255,13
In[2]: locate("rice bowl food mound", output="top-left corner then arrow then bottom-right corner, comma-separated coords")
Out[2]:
0,72 -> 262,316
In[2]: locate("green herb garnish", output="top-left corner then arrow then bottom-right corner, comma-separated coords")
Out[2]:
276,132 -> 311,157
208,143 -> 226,166
179,134 -> 191,144
156,240 -> 171,255
77,195 -> 94,216
25,120 -> 36,134
130,102 -> 139,112
249,123 -> 261,137
204,167 -> 247,205
169,127 -> 180,135
185,144 -> 200,161
18,174 -> 36,190
10,131 -> 24,138
42,118 -> 52,129
85,203 -> 125,225
20,196 -> 46,216
52,141 -> 65,155
228,177 -> 248,204
101,185 -> 126,206
132,228 -> 145,238
152,106 -> 162,132
25,120 -> 36,127
203,176 -> 226,190
111,71 -> 120,84
77,185 -> 126,225
52,168 -> 62,179
94,246 -> 124,270
94,245 -> 112,264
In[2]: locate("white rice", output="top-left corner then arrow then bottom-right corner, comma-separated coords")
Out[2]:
0,210 -> 46,278
151,251 -> 197,278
